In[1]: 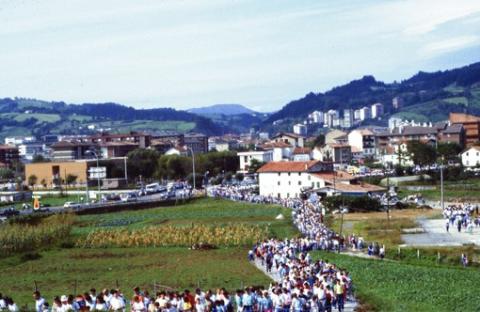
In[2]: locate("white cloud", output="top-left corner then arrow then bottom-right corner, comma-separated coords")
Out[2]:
420,35 -> 479,56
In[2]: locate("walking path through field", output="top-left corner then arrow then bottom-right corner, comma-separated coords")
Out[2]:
402,218 -> 480,246
251,258 -> 358,312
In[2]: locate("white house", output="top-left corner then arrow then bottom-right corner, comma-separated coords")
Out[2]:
271,133 -> 305,148
257,160 -> 384,199
371,103 -> 384,119
461,146 -> 480,167
237,150 -> 274,172
348,129 -> 376,157
359,107 -> 371,121
257,161 -> 333,199
293,123 -> 308,136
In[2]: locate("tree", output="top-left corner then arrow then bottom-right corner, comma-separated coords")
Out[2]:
248,159 -> 265,174
127,149 -> 160,181
308,134 -> 325,148
32,155 -> 50,163
406,141 -> 437,166
66,174 -> 78,187
437,142 -> 462,162
0,168 -> 14,180
28,174 -> 37,189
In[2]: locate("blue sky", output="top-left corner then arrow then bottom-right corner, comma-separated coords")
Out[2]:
0,0 -> 479,112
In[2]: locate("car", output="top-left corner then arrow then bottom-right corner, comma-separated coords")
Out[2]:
0,207 -> 20,217
120,193 -> 138,202
63,202 -> 81,209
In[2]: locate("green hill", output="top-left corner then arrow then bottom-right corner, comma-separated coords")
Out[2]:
263,61 -> 480,129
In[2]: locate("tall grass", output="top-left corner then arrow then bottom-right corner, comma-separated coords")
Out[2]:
0,214 -> 74,255
78,224 -> 269,248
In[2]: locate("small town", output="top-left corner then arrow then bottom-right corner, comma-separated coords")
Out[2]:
0,1 -> 479,312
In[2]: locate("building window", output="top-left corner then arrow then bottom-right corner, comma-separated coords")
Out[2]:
287,193 -> 290,198
277,181 -> 281,186
308,175 -> 311,180
288,172 -> 291,176
298,181 -> 302,186
317,182 -> 320,188
298,173 -> 301,176
311,182 -> 314,187
288,181 -> 291,185
278,173 -> 281,176
277,193 -> 281,198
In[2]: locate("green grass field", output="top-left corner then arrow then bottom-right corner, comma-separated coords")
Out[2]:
73,198 -> 297,238
2,198 -> 480,311
0,247 -> 269,310
0,198 -> 291,308
312,251 -> 480,312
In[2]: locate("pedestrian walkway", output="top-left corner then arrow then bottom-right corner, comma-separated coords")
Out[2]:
402,218 -> 480,246
251,258 -> 358,312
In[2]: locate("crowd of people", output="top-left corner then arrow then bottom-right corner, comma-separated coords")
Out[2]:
251,238 -> 353,312
443,203 -> 480,233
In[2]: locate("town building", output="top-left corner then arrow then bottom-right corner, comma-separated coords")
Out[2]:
343,109 -> 354,128
461,146 -> 480,167
184,133 -> 209,154
449,113 -> 480,146
271,132 -> 305,148
257,160 -> 384,199
313,144 -> 352,164
292,147 -> 312,161
293,123 -> 308,136
0,145 -> 20,167
237,150 -> 273,173
51,141 -> 93,161
348,129 -> 376,156
308,111 -> 324,124
325,130 -> 347,145
371,103 -> 384,119
257,161 -> 333,199
359,107 -> 371,121
24,158 -> 127,188
392,97 -> 403,110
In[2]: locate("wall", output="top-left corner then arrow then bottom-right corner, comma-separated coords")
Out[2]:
259,172 -> 326,199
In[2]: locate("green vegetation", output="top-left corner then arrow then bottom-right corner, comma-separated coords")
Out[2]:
74,198 -> 297,238
0,247 -> 269,310
311,251 -> 480,312
0,214 -> 73,255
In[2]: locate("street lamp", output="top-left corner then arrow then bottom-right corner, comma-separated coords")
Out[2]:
86,149 -> 101,200
187,147 -> 196,190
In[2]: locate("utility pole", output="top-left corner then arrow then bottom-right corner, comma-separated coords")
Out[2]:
440,156 -> 444,211
188,147 -> 196,190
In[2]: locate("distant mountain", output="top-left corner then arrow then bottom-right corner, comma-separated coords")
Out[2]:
264,61 -> 480,130
188,104 -> 257,116
0,98 -> 225,139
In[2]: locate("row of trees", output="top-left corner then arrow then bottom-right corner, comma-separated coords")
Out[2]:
127,149 -> 240,186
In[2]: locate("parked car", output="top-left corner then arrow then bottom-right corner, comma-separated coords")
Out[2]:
0,207 -> 20,217
120,193 -> 138,202
63,202 -> 81,209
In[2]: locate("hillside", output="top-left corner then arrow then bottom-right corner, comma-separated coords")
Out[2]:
264,61 -> 480,129
188,104 -> 257,115
0,98 -> 224,139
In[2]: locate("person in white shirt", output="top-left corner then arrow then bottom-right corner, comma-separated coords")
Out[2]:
5,297 -> 18,312
0,293 -> 6,310
33,291 -> 46,312
109,291 -> 126,312
131,295 -> 146,312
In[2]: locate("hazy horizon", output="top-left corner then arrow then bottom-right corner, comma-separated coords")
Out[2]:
1,0 -> 479,112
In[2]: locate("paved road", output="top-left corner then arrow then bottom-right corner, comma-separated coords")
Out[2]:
251,258 -> 358,312
402,218 -> 480,246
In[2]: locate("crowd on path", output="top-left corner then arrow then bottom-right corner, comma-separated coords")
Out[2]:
443,203 -> 480,234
